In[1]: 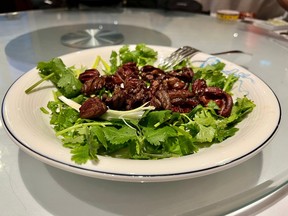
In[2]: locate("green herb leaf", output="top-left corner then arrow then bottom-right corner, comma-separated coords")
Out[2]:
108,44 -> 157,74
143,126 -> 178,146
71,145 -> 91,165
228,96 -> 256,125
37,58 -> 82,98
194,62 -> 238,91
102,126 -> 137,145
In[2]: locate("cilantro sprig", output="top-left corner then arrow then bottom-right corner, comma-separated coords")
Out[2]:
25,58 -> 82,98
193,62 -> 238,93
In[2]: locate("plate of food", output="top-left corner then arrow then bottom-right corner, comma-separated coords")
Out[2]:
1,44 -> 281,182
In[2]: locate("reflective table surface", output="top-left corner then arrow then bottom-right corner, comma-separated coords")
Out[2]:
1,7 -> 288,215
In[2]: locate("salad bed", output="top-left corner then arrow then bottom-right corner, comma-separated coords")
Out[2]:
26,44 -> 255,165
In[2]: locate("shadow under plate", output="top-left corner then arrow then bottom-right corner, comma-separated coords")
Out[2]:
18,149 -> 263,216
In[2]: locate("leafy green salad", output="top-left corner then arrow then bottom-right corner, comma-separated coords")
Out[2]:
25,44 -> 256,165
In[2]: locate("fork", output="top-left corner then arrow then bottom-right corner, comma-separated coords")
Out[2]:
159,46 -> 247,70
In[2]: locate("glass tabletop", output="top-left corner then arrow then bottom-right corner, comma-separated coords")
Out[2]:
0,7 -> 288,215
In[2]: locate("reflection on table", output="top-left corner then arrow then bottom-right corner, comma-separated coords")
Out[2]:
1,6 -> 288,216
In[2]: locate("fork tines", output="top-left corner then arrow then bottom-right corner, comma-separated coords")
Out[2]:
160,46 -> 199,70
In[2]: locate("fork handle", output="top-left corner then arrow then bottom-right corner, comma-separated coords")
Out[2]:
211,50 -> 249,55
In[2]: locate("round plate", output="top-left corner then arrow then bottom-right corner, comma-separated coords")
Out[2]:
1,45 -> 281,182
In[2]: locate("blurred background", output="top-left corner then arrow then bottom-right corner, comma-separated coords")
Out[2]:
1,0 -> 287,20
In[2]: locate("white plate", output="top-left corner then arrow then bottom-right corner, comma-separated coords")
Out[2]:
1,45 -> 281,182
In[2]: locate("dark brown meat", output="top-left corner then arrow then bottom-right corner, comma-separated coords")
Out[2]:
141,65 -> 166,81
81,76 -> 106,96
115,62 -> 139,81
150,90 -> 171,110
167,67 -> 194,83
192,78 -> 207,95
105,86 -> 127,110
78,68 -> 100,83
124,78 -> 150,110
79,97 -> 108,119
78,62 -> 234,119
199,87 -> 233,117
